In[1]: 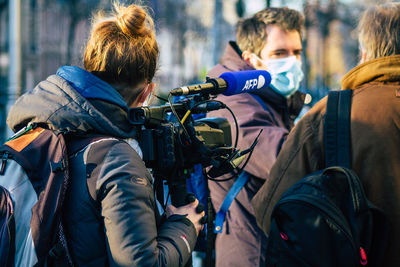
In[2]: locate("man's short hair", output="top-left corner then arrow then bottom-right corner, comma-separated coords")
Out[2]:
358,2 -> 400,61
236,7 -> 304,56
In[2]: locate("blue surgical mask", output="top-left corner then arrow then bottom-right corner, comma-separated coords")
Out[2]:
253,55 -> 304,98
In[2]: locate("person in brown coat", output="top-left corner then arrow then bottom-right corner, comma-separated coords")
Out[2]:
252,2 -> 400,265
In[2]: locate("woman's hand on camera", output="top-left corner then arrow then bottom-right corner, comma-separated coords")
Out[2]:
166,198 -> 205,236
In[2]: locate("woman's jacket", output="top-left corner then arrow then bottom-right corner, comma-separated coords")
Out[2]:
7,66 -> 197,266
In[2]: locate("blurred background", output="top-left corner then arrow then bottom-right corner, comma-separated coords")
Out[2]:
0,0 -> 396,141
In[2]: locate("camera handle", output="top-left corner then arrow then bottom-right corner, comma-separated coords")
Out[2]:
166,172 -> 194,267
169,179 -> 188,207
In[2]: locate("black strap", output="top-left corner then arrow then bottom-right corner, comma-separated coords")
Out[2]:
66,134 -> 112,156
324,90 -> 352,168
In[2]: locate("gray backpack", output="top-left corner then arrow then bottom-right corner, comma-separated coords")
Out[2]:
0,123 -> 99,267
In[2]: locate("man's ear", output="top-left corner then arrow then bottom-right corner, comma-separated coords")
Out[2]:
242,50 -> 258,69
242,50 -> 253,64
360,49 -> 367,64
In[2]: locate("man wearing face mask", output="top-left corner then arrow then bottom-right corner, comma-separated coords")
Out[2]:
205,7 -> 305,267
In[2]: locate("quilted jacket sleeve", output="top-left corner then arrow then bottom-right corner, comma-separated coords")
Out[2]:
91,140 -> 197,267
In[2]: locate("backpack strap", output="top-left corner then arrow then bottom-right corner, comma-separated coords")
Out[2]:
324,90 -> 352,168
324,90 -> 389,265
214,171 -> 251,233
46,134 -> 113,266
0,186 -> 15,267
66,135 -> 110,156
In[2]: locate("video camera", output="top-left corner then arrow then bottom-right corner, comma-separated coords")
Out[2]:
128,70 -> 271,206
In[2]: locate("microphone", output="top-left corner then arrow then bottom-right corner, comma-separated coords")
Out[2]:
170,70 -> 271,96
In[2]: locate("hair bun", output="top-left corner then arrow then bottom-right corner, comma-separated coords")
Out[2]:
115,4 -> 152,37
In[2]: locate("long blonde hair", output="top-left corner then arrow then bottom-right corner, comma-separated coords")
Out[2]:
83,2 -> 159,105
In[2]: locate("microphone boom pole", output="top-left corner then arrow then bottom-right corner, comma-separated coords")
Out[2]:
170,77 -> 227,96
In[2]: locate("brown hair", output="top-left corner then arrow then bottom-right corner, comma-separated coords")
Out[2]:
236,7 -> 304,56
83,2 -> 159,105
358,2 -> 400,61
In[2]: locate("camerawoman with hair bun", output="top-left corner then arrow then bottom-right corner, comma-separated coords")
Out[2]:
7,2 -> 204,266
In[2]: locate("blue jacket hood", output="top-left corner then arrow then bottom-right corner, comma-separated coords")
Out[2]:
7,66 -> 137,138
56,66 -> 128,110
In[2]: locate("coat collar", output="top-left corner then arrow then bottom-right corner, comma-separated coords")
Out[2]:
219,41 -> 254,72
207,41 -> 253,77
342,55 -> 400,89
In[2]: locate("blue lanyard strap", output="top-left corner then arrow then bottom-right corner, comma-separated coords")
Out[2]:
214,171 -> 251,233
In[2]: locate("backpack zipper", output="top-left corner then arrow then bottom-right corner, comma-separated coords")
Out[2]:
276,193 -> 359,264
6,123 -> 38,142
325,167 -> 362,213
0,152 -> 10,175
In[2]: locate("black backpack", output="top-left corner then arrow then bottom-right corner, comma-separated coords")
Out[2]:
265,90 -> 388,267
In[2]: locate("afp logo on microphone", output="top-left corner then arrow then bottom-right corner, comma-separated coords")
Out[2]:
219,70 -> 271,96
242,75 -> 266,91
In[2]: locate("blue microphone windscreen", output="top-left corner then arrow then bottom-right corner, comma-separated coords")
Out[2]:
219,70 -> 271,96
